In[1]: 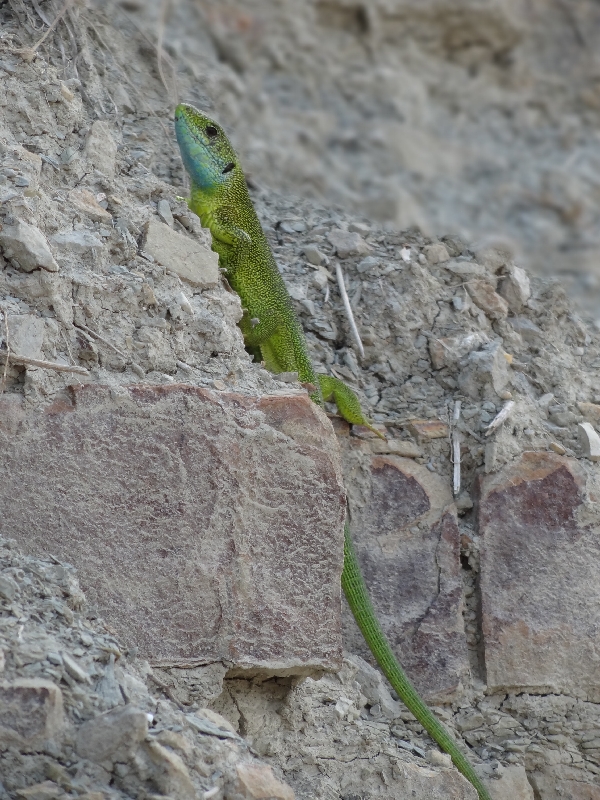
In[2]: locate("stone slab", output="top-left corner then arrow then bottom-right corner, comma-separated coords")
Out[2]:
342,455 -> 469,701
0,384 -> 345,674
479,451 -> 600,699
143,220 -> 219,287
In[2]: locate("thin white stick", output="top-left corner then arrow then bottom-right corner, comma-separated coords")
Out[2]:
0,352 -> 89,375
485,400 -> 515,437
335,262 -> 364,358
74,322 -> 128,359
453,400 -> 461,423
452,400 -> 461,497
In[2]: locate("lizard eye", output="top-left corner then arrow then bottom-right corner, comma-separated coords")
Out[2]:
206,125 -> 218,138
222,162 -> 235,174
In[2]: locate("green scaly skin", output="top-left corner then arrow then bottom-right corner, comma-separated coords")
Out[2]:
175,103 -> 491,800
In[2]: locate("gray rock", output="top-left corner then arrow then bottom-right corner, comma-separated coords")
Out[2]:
357,255 -> 380,273
444,260 -> 488,278
84,120 -> 117,177
0,574 -> 18,601
429,331 -> 489,370
510,316 -> 543,343
466,280 -> 509,320
487,765 -> 534,800
157,199 -> 174,227
95,654 -> 124,707
423,243 -> 450,264
327,229 -> 370,258
143,739 -> 196,800
6,315 -> 45,360
458,341 -> 509,398
61,652 -> 90,683
143,220 -> 219,287
112,83 -> 135,113
51,230 -> 104,252
303,245 -> 327,266
76,704 -> 148,763
345,653 -> 401,719
0,220 -> 59,272
499,265 -> 531,312
348,221 -> 371,235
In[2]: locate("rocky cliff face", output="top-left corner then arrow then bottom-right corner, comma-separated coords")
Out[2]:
2,2 -> 600,799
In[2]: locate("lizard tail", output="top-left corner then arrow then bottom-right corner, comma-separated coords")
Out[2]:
341,522 -> 492,800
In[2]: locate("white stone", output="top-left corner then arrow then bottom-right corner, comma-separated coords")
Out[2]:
499,265 -> 531,312
143,220 -> 219,288
578,422 -> 600,461
303,244 -> 327,266
0,220 -> 58,272
76,705 -> 149,763
62,652 -> 90,683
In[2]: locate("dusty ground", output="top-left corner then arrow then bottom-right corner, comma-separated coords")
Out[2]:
2,2 -> 600,799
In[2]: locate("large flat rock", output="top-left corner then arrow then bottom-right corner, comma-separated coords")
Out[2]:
0,384 -> 346,674
342,454 -> 469,702
479,451 -> 600,699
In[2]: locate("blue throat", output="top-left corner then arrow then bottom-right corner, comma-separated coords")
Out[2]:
175,120 -> 220,191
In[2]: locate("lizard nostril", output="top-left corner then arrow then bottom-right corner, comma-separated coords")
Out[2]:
222,162 -> 235,174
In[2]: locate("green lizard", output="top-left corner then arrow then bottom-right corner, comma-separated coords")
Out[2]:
175,102 -> 491,800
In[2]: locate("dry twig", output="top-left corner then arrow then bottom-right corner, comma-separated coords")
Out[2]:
452,400 -> 461,497
335,262 -> 364,358
0,352 -> 89,375
485,401 -> 515,437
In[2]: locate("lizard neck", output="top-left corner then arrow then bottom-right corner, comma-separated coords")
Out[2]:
188,183 -> 216,229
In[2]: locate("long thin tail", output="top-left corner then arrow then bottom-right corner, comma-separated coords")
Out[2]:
341,523 -> 491,800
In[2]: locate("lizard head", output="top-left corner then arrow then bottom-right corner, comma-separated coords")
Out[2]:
175,103 -> 239,191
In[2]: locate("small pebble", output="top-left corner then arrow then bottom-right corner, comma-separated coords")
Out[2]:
549,442 -> 566,455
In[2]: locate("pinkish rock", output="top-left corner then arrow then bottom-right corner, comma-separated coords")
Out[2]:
2,384 -> 345,675
342,456 -> 469,701
479,451 -> 600,699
